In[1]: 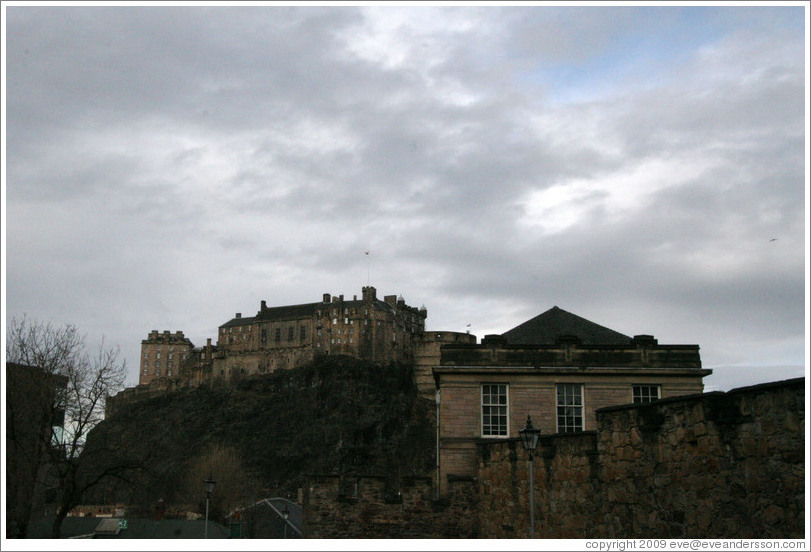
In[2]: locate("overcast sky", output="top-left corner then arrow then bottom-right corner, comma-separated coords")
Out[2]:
3,3 -> 808,393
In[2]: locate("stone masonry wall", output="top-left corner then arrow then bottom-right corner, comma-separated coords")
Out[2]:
302,475 -> 479,538
476,378 -> 805,539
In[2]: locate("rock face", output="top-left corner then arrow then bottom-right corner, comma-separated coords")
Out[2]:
86,355 -> 435,515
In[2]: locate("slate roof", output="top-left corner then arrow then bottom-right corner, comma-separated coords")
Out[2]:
501,306 -> 632,346
26,517 -> 230,539
220,298 -> 397,328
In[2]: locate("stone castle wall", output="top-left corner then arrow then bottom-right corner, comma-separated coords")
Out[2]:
302,474 -> 479,538
105,377 -> 203,418
301,378 -> 803,539
476,377 -> 805,539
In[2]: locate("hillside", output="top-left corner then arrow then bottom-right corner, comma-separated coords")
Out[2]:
83,355 -> 436,518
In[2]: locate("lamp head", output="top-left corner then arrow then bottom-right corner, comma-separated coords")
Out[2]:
204,472 -> 216,496
519,415 -> 541,455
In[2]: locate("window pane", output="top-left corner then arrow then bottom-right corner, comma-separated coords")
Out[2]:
482,384 -> 508,437
633,385 -> 661,404
556,384 -> 583,433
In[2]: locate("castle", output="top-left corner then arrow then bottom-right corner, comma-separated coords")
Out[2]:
137,286 -> 474,393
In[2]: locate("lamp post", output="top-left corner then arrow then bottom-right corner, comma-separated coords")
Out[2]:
203,473 -> 216,539
282,504 -> 289,539
519,415 -> 541,539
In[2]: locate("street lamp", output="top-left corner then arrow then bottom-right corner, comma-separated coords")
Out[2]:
282,504 -> 289,539
203,472 -> 216,539
519,415 -> 541,539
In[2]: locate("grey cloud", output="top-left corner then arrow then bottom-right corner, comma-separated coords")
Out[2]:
4,6 -> 805,391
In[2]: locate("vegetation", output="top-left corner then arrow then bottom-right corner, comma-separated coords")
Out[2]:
83,354 -> 436,521
6,315 -> 131,538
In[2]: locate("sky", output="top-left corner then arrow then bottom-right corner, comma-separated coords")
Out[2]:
3,2 -> 808,394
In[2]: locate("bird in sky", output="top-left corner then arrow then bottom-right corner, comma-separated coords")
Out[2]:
770,238 -> 778,242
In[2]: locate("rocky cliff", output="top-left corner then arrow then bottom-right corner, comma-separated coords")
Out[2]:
84,355 -> 435,519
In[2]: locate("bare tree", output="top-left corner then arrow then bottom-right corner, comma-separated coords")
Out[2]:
179,444 -> 261,522
6,315 -> 129,538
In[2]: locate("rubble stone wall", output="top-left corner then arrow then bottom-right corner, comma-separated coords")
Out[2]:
476,378 -> 805,539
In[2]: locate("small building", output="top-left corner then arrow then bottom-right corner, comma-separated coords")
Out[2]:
5,363 -> 68,538
433,306 -> 711,496
228,498 -> 301,539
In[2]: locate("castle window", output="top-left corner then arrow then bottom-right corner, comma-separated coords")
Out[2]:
344,317 -> 349,324
481,384 -> 509,437
300,326 -> 306,340
318,329 -> 322,336
633,385 -> 661,404
167,370 -> 172,377
333,318 -> 337,325
557,384 -> 584,433
288,327 -> 294,341
142,369 -> 148,376
275,328 -> 281,342
344,308 -> 348,314
261,329 -> 267,344
349,338 -> 354,344
155,369 -> 161,376
168,353 -> 173,360
156,352 -> 161,359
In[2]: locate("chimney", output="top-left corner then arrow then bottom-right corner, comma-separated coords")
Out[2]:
481,334 -> 506,347
206,338 -> 211,347
236,313 -> 242,319
323,293 -> 331,303
362,286 -> 377,302
261,300 -> 267,310
632,335 -> 658,346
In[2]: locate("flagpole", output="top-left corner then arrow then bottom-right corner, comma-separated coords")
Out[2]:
365,250 -> 370,286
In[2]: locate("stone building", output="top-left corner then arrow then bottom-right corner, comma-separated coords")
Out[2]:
212,286 -> 428,382
5,363 -> 68,537
138,330 -> 195,385
433,306 -> 711,496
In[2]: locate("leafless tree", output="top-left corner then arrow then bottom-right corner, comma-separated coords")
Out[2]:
179,444 -> 261,521
6,315 -> 129,538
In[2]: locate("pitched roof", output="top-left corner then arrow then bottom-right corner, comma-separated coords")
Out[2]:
220,298 -> 398,328
501,306 -> 632,346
